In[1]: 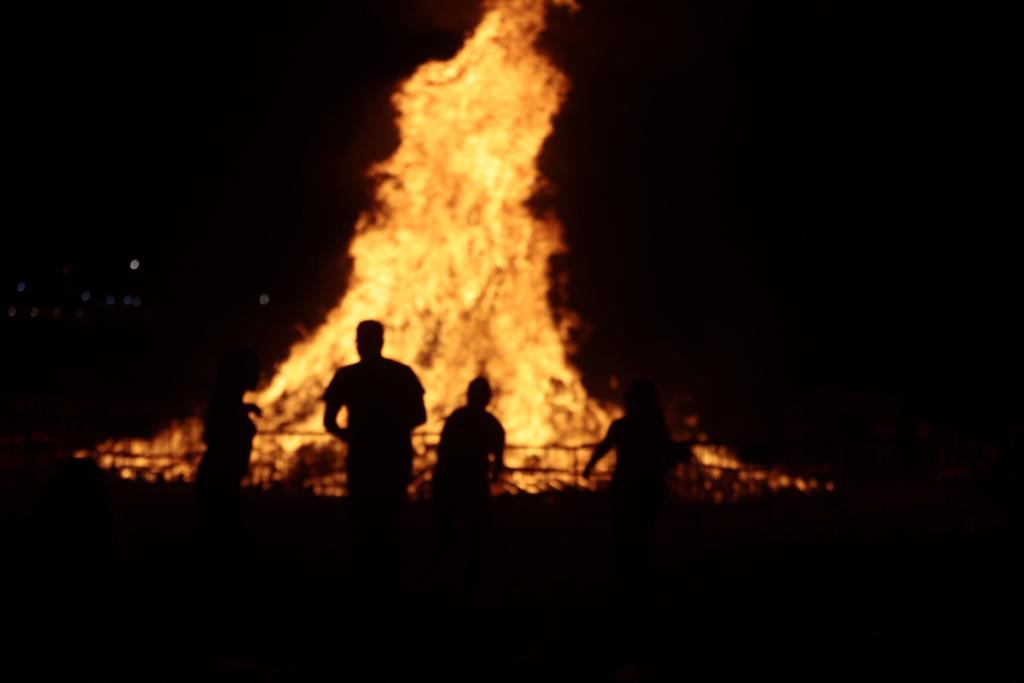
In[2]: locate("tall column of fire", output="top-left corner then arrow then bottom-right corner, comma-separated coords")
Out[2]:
250,0 -> 609,482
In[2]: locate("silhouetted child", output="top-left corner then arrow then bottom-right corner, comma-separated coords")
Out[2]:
433,377 -> 505,591
197,348 -> 260,552
583,379 -> 674,587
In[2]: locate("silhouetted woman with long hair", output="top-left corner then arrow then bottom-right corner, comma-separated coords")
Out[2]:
583,379 -> 674,585
197,348 -> 260,550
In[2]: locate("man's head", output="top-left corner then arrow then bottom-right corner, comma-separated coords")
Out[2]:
467,376 -> 492,410
356,320 -> 385,360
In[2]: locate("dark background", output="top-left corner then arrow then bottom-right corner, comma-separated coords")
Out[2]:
3,1 -> 1015,445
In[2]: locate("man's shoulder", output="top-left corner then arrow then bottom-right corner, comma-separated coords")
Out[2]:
335,359 -> 395,377
324,361 -> 369,391
335,358 -> 372,373
324,365 -> 349,389
448,408 -> 503,432
332,358 -> 421,391
484,411 -> 504,432
327,362 -> 360,385
446,406 -> 470,423
380,357 -> 412,371
381,357 -> 423,385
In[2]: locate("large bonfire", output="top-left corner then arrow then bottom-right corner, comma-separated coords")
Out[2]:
83,0 -> 822,498
88,0 -> 614,491
256,0 -> 608,454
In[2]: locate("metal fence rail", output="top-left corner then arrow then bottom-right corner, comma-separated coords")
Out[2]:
14,429 -> 838,502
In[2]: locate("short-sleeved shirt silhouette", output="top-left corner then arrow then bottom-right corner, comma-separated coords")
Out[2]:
435,407 -> 505,489
323,358 -> 425,487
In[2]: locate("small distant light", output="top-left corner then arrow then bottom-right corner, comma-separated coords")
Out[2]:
30,307 -> 39,318
105,295 -> 116,306
81,291 -> 92,302
7,307 -> 15,317
75,308 -> 86,319
123,295 -> 133,306
16,282 -> 26,293
129,259 -> 140,271
132,296 -> 142,307
52,308 -> 63,319
259,293 -> 270,306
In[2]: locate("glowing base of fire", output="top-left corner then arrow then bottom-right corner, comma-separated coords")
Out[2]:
81,424 -> 834,502
75,0 -> 837,501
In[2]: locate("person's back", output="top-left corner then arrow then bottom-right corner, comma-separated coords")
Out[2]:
195,347 -> 261,626
432,377 -> 505,590
323,321 -> 426,492
197,348 -> 260,509
327,357 -> 424,452
435,405 -> 505,489
200,399 -> 257,485
323,321 -> 426,598
604,414 -> 673,496
583,379 -> 673,588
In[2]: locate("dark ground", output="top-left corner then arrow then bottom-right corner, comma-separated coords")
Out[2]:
3,476 -> 1017,681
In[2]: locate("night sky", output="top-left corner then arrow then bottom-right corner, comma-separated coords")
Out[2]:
3,1 -> 1015,444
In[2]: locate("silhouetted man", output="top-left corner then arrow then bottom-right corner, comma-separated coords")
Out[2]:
323,320 -> 426,591
433,377 -> 505,590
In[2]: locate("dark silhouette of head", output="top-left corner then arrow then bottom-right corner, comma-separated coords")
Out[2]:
625,379 -> 662,419
356,320 -> 385,360
467,376 -> 492,410
213,348 -> 260,399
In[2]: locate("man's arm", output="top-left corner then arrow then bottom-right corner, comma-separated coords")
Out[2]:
323,398 -> 349,442
322,374 -> 349,442
491,421 -> 506,482
406,368 -> 427,430
436,414 -> 454,463
582,423 -> 618,479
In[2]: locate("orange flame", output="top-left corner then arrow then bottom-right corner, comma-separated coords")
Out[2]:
80,0 -> 831,499
85,0 -> 610,492
256,0 -> 606,450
